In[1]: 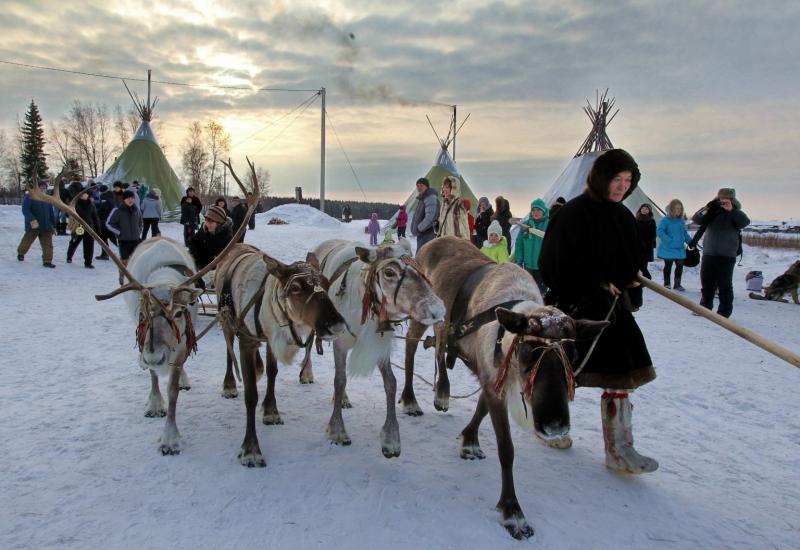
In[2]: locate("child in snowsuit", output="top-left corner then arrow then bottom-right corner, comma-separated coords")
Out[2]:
481,220 -> 510,263
368,213 -> 380,246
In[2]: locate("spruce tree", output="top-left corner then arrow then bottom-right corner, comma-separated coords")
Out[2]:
20,99 -> 48,185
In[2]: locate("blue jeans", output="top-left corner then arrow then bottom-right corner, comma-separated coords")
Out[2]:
415,230 -> 435,251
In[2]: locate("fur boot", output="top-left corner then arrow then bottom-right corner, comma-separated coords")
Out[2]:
601,391 -> 658,474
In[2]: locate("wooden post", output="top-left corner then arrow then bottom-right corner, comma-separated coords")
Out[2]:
638,275 -> 800,369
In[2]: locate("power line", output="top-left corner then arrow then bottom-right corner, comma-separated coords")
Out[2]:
232,91 -> 320,148
0,59 -> 320,93
250,93 -> 319,155
325,110 -> 368,202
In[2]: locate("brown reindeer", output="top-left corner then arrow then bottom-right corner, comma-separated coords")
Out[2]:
214,244 -> 348,467
29,163 -> 259,454
402,237 -> 607,539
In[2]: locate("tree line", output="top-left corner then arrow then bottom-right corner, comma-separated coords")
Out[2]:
263,196 -> 400,220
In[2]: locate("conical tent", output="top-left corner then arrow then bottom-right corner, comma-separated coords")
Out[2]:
541,91 -> 663,221
97,72 -> 184,213
387,145 -> 479,228
98,121 -> 184,212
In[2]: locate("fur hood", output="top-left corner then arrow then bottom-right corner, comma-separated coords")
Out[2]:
586,149 -> 640,201
442,175 -> 462,199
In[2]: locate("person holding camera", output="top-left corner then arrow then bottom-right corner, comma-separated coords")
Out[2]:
691,188 -> 750,318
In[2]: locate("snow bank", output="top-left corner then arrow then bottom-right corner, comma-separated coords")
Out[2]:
259,203 -> 341,229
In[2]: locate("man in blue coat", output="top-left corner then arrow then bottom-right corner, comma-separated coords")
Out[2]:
18,181 -> 57,268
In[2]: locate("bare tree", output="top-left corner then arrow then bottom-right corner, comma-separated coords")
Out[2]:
181,121 -> 209,194
66,100 -> 118,178
114,104 -> 139,151
247,166 -> 271,197
48,121 -> 74,170
205,120 -> 230,196
0,123 -> 24,195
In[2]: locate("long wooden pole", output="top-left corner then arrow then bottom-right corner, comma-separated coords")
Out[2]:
637,275 -> 800,369
524,225 -> 800,369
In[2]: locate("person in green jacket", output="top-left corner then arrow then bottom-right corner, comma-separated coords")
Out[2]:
515,198 -> 549,294
480,220 -> 510,263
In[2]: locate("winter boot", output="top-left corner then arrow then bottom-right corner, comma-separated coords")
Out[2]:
673,275 -> 685,292
663,275 -> 671,289
601,391 -> 658,474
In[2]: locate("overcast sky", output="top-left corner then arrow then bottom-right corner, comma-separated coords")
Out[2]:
1,0 -> 798,219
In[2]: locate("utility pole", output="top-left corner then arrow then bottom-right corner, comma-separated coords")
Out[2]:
320,87 -> 326,214
452,104 -> 457,160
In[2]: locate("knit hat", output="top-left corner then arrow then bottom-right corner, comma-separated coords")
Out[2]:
487,220 -> 503,238
416,177 -> 430,188
99,184 -> 108,192
122,190 -> 136,200
478,197 -> 490,209
586,149 -> 640,201
205,205 -> 227,225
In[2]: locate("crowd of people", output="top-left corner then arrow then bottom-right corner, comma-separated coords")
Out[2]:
17,159 -> 751,324
17,180 -> 263,274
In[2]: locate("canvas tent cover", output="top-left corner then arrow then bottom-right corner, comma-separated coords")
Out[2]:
97,121 -> 184,212
387,146 -> 478,229
542,150 -> 663,221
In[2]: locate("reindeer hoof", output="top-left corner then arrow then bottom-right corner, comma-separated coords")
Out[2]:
159,443 -> 182,456
179,384 -> 191,391
381,446 -> 401,458
299,374 -> 314,384
238,449 -> 266,468
144,409 -> 167,418
504,518 -> 534,540
460,445 -> 485,460
221,387 -> 238,399
342,394 -> 352,409
433,398 -> 449,412
262,413 -> 284,425
400,400 -> 424,416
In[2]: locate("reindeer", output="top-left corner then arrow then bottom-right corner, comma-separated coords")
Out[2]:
297,238 -> 445,457
30,162 -> 259,455
213,198 -> 348,468
401,237 -> 607,539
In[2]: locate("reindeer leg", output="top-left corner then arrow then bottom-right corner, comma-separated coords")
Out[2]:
238,343 -> 266,467
261,346 -> 283,425
460,391 -> 488,460
377,358 -> 400,458
487,392 -> 533,539
157,364 -> 183,455
433,321 -> 451,412
326,341 -> 351,446
178,368 -> 191,391
221,345 -> 238,398
399,319 -> 425,416
144,369 -> 167,417
299,337 -> 315,384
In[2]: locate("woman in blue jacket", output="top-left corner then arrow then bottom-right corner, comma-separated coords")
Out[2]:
656,199 -> 692,291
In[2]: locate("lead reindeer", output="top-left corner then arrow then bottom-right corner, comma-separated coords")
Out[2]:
301,238 -> 444,457
30,164 -> 258,455
214,167 -> 348,468
402,237 -> 607,539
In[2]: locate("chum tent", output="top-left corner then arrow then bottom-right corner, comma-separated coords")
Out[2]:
542,90 -> 663,221
387,145 -> 479,230
96,73 -> 184,213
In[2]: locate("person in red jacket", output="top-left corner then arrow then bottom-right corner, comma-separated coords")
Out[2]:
395,204 -> 408,238
463,198 -> 475,240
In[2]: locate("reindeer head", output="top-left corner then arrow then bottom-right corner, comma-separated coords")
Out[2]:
354,239 -> 445,327
263,252 -> 347,341
495,305 -> 608,448
135,286 -> 202,372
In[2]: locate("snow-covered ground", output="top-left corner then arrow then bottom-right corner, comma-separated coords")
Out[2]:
1,204 -> 798,549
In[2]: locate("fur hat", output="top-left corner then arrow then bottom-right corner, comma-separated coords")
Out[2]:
205,205 -> 227,225
586,149 -> 640,201
487,220 -> 503,238
122,190 -> 136,200
717,188 -> 741,210
478,196 -> 490,209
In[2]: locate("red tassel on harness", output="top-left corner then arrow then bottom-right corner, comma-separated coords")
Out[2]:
493,335 -> 519,397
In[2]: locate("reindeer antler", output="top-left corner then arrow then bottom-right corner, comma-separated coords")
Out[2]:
27,165 -> 147,298
179,157 -> 261,289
